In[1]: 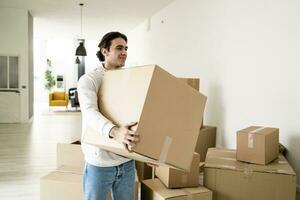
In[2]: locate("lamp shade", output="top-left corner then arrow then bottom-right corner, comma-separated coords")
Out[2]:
75,42 -> 87,56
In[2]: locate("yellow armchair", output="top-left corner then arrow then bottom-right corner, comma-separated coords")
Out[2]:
49,92 -> 68,110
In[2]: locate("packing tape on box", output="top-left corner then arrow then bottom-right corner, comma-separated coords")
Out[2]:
277,160 -> 288,164
248,127 -> 266,148
182,189 -> 193,200
159,136 -> 172,163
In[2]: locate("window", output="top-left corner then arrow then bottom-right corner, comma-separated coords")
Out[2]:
0,56 -> 19,89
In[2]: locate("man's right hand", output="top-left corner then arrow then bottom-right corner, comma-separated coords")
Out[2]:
109,122 -> 140,152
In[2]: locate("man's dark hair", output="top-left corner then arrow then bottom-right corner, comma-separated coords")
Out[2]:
96,32 -> 127,62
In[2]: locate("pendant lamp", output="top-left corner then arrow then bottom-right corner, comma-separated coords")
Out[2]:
75,3 -> 87,56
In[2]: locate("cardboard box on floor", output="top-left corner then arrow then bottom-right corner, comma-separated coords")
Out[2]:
204,148 -> 297,200
141,178 -> 212,200
195,126 -> 217,162
155,153 -> 200,188
40,166 -> 84,200
83,65 -> 207,171
40,165 -> 139,200
237,126 -> 279,165
57,140 -> 84,170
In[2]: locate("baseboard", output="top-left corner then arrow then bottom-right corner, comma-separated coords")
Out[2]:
297,185 -> 300,192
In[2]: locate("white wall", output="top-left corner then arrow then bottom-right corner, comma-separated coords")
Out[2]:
128,0 -> 300,188
0,8 -> 32,123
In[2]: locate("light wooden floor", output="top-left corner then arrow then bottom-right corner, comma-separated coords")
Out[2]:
0,104 -> 82,200
0,104 -> 299,200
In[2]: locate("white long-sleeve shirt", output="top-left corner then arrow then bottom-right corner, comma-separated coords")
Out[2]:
77,66 -> 130,167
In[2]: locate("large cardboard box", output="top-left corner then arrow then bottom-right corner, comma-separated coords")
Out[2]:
141,178 -> 212,200
155,153 -> 200,188
84,65 -> 207,171
237,126 -> 279,165
57,140 -> 84,169
195,126 -> 216,162
41,166 -> 139,200
204,148 -> 297,200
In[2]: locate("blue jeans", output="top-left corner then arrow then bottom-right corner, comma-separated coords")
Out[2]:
83,160 -> 135,200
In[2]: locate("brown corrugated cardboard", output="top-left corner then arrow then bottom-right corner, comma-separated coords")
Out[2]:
155,153 -> 200,188
237,126 -> 279,165
40,166 -> 84,200
178,78 -> 200,91
83,65 -> 207,171
40,166 -> 138,200
178,77 -> 203,128
57,140 -> 84,169
141,178 -> 212,200
195,126 -> 217,162
204,148 -> 297,200
136,161 -> 153,181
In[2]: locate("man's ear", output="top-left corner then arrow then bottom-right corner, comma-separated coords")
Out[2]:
101,48 -> 108,56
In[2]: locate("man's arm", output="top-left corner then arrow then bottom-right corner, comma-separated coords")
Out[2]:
78,75 -> 115,139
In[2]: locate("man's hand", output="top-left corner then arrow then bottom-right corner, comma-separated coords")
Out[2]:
109,122 -> 140,152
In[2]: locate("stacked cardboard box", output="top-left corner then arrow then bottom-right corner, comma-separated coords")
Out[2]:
155,153 -> 200,188
56,140 -> 84,169
83,65 -> 207,171
40,165 -> 84,200
40,140 -> 138,200
204,148 -> 296,200
196,126 -> 217,162
204,126 -> 296,200
40,140 -> 84,200
142,178 -> 212,200
236,126 -> 279,165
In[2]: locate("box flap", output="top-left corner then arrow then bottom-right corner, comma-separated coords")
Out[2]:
205,148 -> 296,175
142,179 -> 210,199
83,127 -> 184,170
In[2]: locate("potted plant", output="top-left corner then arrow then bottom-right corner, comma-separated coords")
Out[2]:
44,59 -> 56,92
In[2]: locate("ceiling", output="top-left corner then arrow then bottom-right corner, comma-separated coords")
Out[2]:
0,0 -> 174,39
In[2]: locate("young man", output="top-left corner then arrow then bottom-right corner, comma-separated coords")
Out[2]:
78,32 -> 140,200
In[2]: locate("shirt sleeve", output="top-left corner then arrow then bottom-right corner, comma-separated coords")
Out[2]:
77,74 -> 115,138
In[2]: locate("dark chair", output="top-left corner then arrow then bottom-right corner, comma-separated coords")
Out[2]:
68,88 -> 80,110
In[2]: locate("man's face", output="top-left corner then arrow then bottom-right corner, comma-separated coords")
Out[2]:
102,37 -> 128,70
